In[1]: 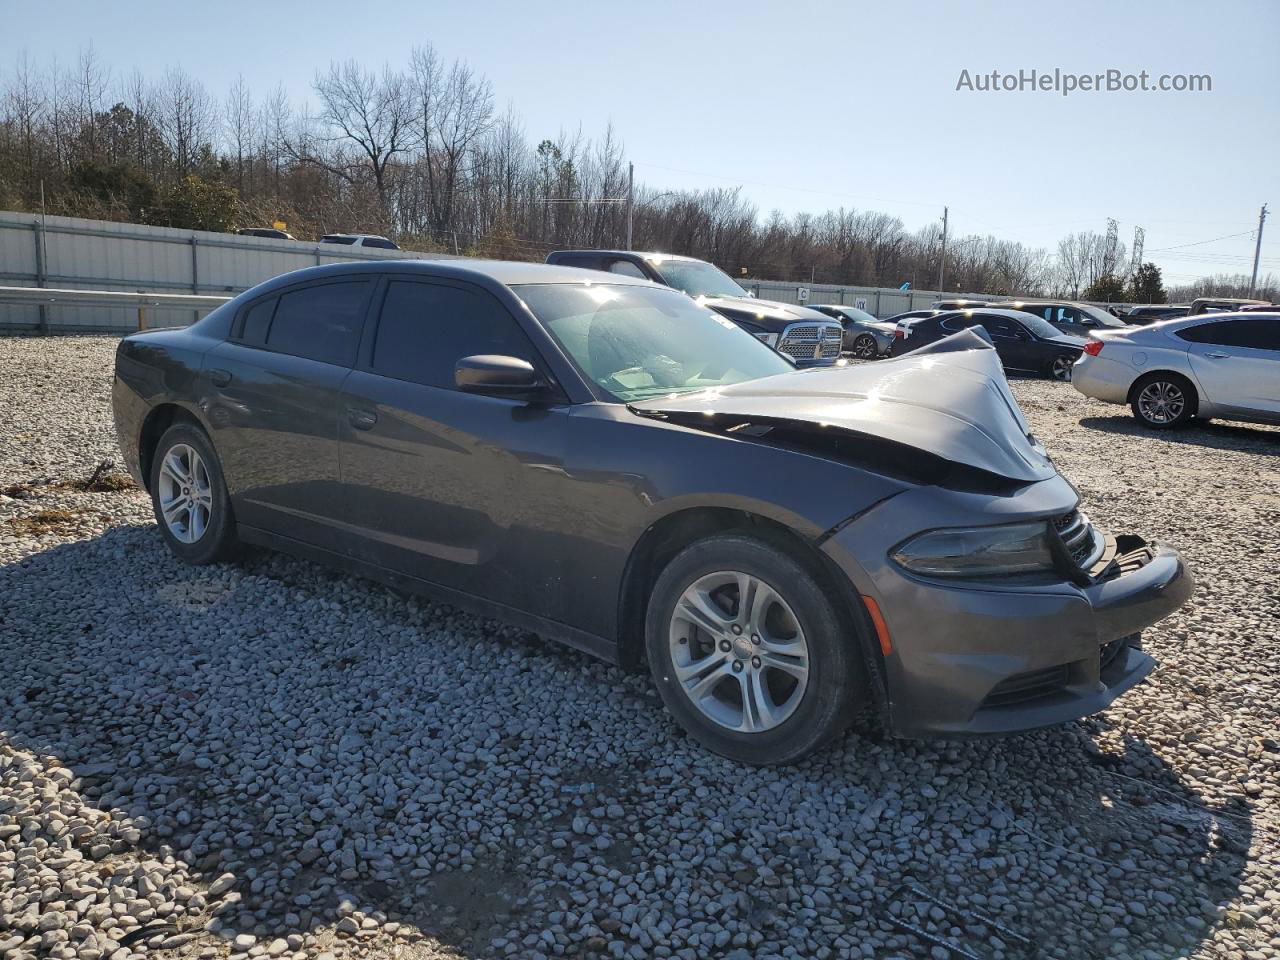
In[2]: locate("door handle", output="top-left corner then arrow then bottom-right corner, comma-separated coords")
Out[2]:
347,408 -> 378,430
1206,351 -> 1231,359
209,368 -> 233,388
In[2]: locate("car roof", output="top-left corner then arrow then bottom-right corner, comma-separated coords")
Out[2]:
247,259 -> 658,294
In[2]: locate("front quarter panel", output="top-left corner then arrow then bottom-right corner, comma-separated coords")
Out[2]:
555,404 -> 910,640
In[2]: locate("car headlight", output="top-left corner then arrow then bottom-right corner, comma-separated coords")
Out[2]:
754,332 -> 779,347
892,521 -> 1055,577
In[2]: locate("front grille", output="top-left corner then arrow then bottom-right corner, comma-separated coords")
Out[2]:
778,323 -> 843,361
1053,508 -> 1101,569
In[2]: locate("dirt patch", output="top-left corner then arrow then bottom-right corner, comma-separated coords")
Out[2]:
7,507 -> 98,536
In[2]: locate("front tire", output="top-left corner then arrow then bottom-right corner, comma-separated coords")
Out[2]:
1130,373 -> 1196,429
645,533 -> 865,765
149,422 -> 239,564
852,333 -> 879,360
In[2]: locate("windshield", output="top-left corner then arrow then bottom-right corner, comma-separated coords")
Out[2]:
837,306 -> 880,325
1077,302 -> 1127,327
648,258 -> 748,299
1008,311 -> 1067,340
514,283 -> 795,402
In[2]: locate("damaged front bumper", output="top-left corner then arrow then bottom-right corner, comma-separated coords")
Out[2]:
820,474 -> 1194,737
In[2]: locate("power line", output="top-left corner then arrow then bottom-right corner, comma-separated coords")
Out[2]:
1146,229 -> 1257,252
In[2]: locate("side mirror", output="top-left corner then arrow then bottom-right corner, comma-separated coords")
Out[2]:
455,355 -> 546,397
1079,318 -> 1097,327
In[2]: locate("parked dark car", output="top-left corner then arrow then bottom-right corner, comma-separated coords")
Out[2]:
112,260 -> 1191,763
885,309 -> 943,325
237,227 -> 295,240
1125,305 -> 1190,325
890,308 -> 1086,379
988,299 -> 1130,336
807,304 -> 895,358
545,250 -> 844,367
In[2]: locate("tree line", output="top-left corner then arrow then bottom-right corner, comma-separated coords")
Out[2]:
1,46 -> 1272,304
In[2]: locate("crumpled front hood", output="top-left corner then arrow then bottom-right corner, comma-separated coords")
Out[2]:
630,330 -> 1057,484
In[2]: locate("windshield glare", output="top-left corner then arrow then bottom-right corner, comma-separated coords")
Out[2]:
648,258 -> 747,299
1077,303 -> 1126,327
515,283 -> 795,402
1009,311 -> 1065,339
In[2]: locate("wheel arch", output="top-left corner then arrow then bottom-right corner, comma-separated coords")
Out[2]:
137,403 -> 205,492
1125,368 -> 1200,411
614,506 -> 887,722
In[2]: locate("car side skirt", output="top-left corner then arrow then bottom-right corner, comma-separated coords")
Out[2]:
237,523 -> 620,665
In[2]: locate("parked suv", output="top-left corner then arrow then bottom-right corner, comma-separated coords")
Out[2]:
988,299 -> 1130,336
320,233 -> 401,250
1125,305 -> 1190,326
545,250 -> 844,367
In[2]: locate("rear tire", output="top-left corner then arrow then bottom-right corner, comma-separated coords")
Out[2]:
1130,372 -> 1196,429
645,533 -> 865,765
149,422 -> 239,564
1049,354 -> 1075,381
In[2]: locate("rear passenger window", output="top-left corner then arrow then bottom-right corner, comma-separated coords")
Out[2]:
240,298 -> 277,343
266,281 -> 371,366
372,281 -> 538,389
1180,319 -> 1280,350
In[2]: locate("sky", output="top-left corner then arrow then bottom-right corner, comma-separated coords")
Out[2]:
4,0 -> 1278,287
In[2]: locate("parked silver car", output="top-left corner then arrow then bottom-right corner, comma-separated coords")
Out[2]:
808,304 -> 896,358
1072,312 -> 1280,428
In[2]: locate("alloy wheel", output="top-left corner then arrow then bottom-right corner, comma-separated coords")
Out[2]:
668,570 -> 809,733
854,334 -> 878,360
157,443 -> 213,543
1051,355 -> 1074,381
1137,380 -> 1185,425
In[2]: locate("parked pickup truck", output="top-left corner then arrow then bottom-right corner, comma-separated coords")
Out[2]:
545,250 -> 845,367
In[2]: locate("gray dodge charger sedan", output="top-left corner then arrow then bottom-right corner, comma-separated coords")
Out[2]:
112,260 -> 1193,764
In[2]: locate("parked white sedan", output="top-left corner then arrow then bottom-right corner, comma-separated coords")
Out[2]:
1072,311 -> 1280,429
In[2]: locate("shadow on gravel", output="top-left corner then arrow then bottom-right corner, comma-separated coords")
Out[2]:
0,526 -> 1256,959
1080,415 -> 1280,454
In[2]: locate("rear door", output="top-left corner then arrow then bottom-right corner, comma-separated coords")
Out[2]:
1181,318 -> 1280,419
338,277 -> 574,619
202,277 -> 374,549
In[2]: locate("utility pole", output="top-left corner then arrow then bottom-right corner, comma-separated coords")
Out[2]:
625,162 -> 634,251
1249,203 -> 1268,296
936,206 -> 948,292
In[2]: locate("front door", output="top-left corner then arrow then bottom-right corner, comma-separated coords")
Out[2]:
338,278 -> 574,621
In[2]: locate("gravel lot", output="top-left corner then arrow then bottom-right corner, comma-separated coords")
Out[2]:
2,335 -> 1278,960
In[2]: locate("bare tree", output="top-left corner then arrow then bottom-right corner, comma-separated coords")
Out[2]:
3,51 -> 46,198
309,59 -> 411,209
224,75 -> 255,194
155,66 -> 213,175
412,46 -> 494,235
